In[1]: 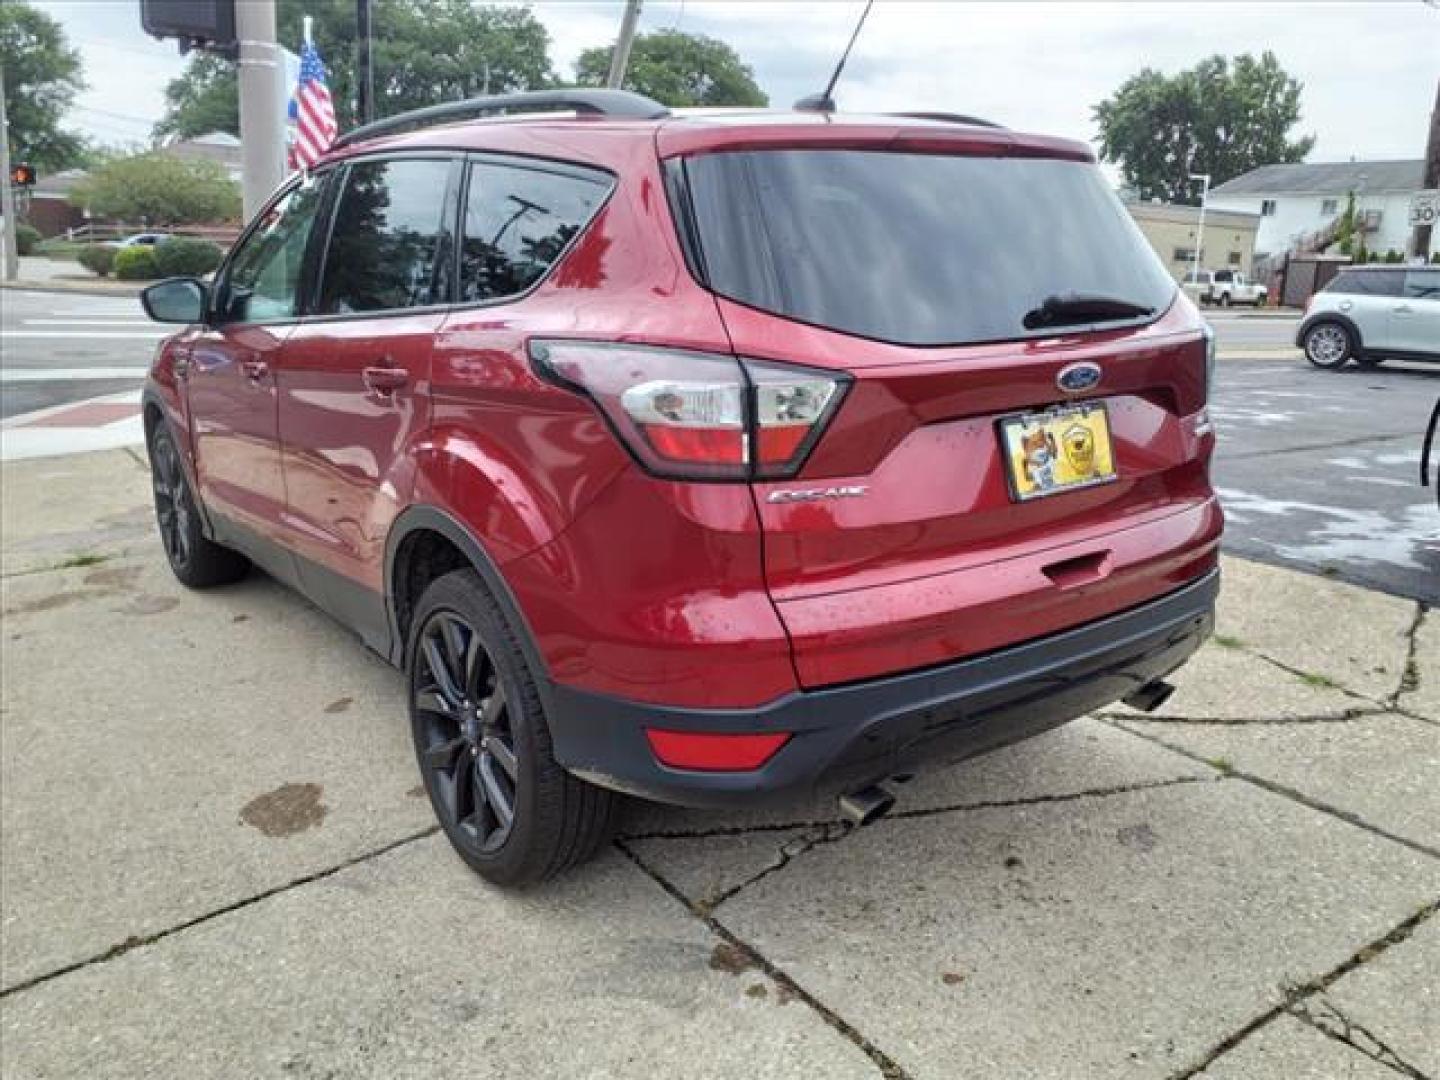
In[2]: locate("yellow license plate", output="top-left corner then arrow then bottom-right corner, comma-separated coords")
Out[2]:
998,402 -> 1118,502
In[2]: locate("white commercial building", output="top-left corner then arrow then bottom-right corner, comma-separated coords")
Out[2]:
1207,159 -> 1435,260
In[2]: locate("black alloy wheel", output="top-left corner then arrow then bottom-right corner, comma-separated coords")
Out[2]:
147,425 -> 248,588
413,610 -> 520,853
407,569 -> 617,886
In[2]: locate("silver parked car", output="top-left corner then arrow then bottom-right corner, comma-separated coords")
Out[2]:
1298,265 -> 1440,370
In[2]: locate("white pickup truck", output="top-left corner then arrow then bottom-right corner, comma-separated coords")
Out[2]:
1182,269 -> 1269,307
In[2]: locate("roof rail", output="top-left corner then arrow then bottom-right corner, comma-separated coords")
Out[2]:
889,111 -> 1005,131
331,88 -> 671,150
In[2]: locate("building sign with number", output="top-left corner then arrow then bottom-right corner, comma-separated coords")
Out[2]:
1410,190 -> 1438,228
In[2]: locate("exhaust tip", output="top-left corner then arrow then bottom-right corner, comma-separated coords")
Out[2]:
1122,680 -> 1177,713
838,785 -> 896,827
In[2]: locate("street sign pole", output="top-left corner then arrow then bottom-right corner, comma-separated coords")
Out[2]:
235,0 -> 286,219
0,58 -> 20,282
1413,78 -> 1438,261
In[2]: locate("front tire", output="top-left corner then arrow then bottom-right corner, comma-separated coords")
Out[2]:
1219,292 -> 1232,308
408,569 -> 617,886
1303,321 -> 1355,370
148,425 -> 249,588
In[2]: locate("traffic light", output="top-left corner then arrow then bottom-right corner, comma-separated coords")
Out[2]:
139,0 -> 237,58
10,163 -> 36,188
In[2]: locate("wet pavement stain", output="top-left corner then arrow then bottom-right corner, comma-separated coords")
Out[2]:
406,784 -> 426,798
3,591 -> 91,616
82,565 -> 142,590
240,783 -> 328,838
323,697 -> 354,714
708,941 -> 758,976
1116,823 -> 1159,852
117,595 -> 179,616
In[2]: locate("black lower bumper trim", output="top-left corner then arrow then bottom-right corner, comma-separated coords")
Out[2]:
547,570 -> 1218,807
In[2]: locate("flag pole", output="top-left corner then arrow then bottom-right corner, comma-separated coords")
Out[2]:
303,16 -> 313,45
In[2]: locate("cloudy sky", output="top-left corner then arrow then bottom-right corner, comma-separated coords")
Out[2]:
35,0 -> 1440,165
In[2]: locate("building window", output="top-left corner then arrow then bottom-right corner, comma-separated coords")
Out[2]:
1260,199 -> 1277,216
1173,247 -> 1196,262
1228,251 -> 1243,265
1320,198 -> 1338,216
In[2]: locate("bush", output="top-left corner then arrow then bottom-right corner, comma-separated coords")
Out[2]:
154,236 -> 224,277
1383,250 -> 1403,264
113,246 -> 159,280
77,244 -> 116,277
15,223 -> 41,255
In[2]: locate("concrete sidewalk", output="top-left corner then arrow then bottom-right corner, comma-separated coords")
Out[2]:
1,450 -> 1435,1079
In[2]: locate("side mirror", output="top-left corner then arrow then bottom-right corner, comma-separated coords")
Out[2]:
141,277 -> 208,324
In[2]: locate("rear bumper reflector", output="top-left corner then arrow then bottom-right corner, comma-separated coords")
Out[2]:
645,729 -> 791,772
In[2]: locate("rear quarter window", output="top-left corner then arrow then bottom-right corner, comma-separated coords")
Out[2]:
682,149 -> 1176,347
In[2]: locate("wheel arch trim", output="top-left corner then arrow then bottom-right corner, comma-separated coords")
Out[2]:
1297,311 -> 1365,355
383,506 -> 552,691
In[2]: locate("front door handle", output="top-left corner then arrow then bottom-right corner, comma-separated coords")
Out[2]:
241,359 -> 269,382
363,366 -> 409,394
1393,304 -> 1413,314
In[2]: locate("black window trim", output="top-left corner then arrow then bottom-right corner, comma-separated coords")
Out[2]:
301,150 -> 465,326
445,150 -> 618,315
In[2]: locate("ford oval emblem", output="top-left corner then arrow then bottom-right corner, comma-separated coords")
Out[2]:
1057,362 -> 1102,394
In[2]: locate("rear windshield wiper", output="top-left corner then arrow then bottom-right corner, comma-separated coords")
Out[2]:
1022,292 -> 1155,331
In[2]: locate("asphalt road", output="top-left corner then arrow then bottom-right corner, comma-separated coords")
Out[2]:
2,291 -> 1433,600
0,290 -> 161,419
1212,358 -> 1439,603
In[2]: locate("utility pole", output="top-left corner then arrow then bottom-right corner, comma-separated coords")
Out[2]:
1412,76 -> 1439,261
0,59 -> 19,282
1188,172 -> 1211,285
356,0 -> 374,125
236,0 -> 286,220
606,0 -> 643,89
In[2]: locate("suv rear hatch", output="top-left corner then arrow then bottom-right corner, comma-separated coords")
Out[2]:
664,122 -> 1220,688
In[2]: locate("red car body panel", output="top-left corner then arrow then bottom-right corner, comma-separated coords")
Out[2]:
143,109 -> 1220,805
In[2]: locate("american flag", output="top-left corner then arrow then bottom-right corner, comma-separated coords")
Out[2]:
289,40 -> 337,170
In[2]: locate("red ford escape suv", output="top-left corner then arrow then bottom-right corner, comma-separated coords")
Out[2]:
140,90 -> 1221,885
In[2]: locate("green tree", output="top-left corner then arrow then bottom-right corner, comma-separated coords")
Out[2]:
0,1 -> 86,171
155,0 -> 554,141
69,153 -> 241,225
1094,52 -> 1314,205
574,29 -> 767,108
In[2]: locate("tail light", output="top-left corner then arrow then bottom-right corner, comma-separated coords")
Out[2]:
531,340 -> 847,481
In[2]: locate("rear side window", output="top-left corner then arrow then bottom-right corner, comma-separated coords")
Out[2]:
682,150 -> 1176,347
1403,269 -> 1440,299
458,162 -> 610,303
1327,270 -> 1404,298
316,158 -> 452,314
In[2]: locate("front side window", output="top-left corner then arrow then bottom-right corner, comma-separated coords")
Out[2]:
221,178 -> 325,323
457,161 -> 611,304
316,158 -> 452,315
1403,269 -> 1440,300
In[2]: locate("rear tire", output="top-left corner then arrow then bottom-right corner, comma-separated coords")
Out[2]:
1303,321 -> 1355,370
408,569 -> 617,887
1219,292 -> 1232,308
148,425 -> 249,588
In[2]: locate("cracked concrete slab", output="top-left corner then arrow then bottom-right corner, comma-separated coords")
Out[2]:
1195,1015 -> 1396,1079
1118,712 -> 1440,854
621,715 -> 1212,837
1398,609 -> 1437,722
1297,915 -> 1440,1077
1110,640 -> 1363,721
0,836 -> 877,1080
694,781 -> 1440,1079
0,554 -> 434,991
1215,556 -> 1416,703
0,449 -> 152,576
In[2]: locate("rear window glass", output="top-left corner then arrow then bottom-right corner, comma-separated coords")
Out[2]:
682,150 -> 1176,347
1326,270 -> 1404,298
1403,269 -> 1440,299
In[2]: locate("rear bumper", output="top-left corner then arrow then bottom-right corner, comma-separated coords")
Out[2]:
546,568 -> 1218,807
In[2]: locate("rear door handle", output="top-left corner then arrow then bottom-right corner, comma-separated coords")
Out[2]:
1393,304 -> 1413,313
241,359 -> 269,381
363,366 -> 409,394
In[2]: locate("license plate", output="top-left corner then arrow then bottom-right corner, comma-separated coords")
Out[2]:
998,402 -> 1117,502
